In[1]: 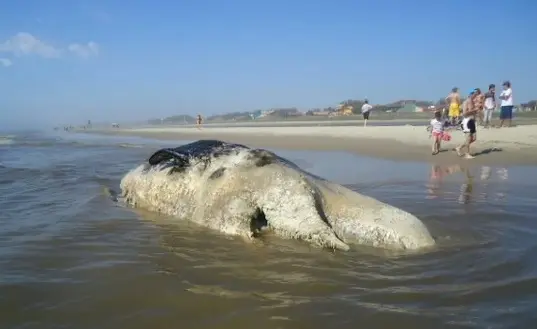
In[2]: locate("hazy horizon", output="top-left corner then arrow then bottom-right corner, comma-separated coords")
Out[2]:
1,0 -> 536,130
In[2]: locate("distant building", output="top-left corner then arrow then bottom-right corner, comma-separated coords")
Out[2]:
397,103 -> 420,113
336,103 -> 353,115
382,105 -> 401,112
311,110 -> 331,116
519,103 -> 537,112
251,110 -> 263,119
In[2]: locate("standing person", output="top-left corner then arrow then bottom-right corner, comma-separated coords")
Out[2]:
461,89 -> 474,114
442,107 -> 448,121
483,84 -> 496,128
473,88 -> 485,126
361,100 -> 373,127
455,90 -> 478,159
499,81 -> 514,127
196,114 -> 203,130
446,87 -> 461,126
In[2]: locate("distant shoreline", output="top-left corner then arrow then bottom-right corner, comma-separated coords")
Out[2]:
81,111 -> 537,130
77,120 -> 537,166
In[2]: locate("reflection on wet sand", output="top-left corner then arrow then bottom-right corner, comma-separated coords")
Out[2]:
458,167 -> 473,204
426,165 -> 463,200
426,165 -> 509,204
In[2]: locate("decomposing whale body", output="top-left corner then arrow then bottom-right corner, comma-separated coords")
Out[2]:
120,140 -> 436,251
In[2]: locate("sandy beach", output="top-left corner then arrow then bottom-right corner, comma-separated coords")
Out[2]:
81,124 -> 537,166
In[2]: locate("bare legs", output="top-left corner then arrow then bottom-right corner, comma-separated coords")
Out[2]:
432,137 -> 441,155
483,109 -> 493,128
499,118 -> 512,128
455,133 -> 475,159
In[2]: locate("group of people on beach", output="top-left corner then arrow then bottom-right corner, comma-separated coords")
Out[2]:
428,81 -> 514,159
445,81 -> 514,129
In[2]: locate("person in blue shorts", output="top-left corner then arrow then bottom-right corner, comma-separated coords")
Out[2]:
499,81 -> 514,127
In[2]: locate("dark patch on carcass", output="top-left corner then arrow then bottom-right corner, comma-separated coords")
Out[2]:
248,149 -> 276,167
147,140 -> 250,174
148,149 -> 189,174
208,167 -> 226,180
148,149 -> 185,166
250,208 -> 268,237
145,139 -> 329,182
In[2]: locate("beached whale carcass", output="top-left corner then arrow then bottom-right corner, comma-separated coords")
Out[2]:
120,140 -> 435,251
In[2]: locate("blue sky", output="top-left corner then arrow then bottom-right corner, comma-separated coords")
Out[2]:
0,0 -> 536,128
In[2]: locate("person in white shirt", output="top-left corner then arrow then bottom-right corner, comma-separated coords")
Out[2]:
361,100 -> 373,127
499,81 -> 513,127
428,111 -> 448,155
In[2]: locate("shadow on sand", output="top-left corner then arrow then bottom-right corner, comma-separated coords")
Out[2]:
473,147 -> 503,157
445,147 -> 503,157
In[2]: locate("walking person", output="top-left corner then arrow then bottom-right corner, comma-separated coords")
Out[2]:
455,89 -> 478,159
428,110 -> 449,155
499,81 -> 514,127
483,84 -> 496,128
196,114 -> 203,130
361,100 -> 373,127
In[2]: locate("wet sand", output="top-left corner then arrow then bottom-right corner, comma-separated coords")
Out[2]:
81,124 -> 537,166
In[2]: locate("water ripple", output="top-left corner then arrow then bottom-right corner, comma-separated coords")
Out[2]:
1,132 -> 537,329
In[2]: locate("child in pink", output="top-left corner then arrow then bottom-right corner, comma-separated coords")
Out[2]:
428,111 -> 449,155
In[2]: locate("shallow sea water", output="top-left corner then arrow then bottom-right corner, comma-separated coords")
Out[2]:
1,131 -> 536,329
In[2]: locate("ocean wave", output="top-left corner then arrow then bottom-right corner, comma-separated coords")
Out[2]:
117,143 -> 144,148
12,140 -> 148,149
0,134 -> 151,150
0,136 -> 14,145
